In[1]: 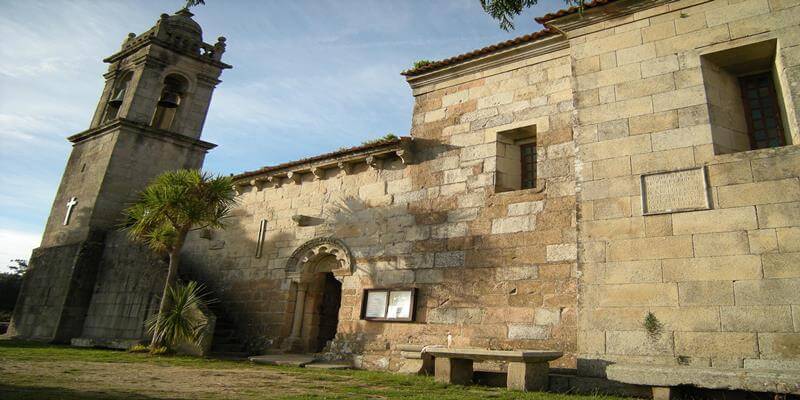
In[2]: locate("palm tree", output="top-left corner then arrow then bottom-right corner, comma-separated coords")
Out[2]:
123,169 -> 236,348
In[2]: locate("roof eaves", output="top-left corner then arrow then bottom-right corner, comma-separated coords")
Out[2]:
234,137 -> 412,182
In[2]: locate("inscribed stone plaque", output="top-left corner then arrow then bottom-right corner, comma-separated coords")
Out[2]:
641,168 -> 710,215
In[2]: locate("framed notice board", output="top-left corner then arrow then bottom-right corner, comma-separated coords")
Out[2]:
360,288 -> 416,322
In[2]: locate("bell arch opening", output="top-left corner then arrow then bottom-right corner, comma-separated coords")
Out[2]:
152,73 -> 189,131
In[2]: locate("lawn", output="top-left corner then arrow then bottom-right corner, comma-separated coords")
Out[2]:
0,339 -> 624,400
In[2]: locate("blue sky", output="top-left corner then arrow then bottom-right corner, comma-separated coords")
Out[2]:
0,0 -> 566,271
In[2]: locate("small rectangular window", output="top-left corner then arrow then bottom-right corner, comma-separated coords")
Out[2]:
700,39 -> 794,154
495,125 -> 537,192
740,72 -> 786,150
520,143 -> 537,189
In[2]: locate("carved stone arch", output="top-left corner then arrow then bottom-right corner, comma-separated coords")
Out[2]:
285,237 -> 353,281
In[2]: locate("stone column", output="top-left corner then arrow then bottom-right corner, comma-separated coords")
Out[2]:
289,283 -> 307,340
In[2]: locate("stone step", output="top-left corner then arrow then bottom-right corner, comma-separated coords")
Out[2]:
305,361 -> 352,370
249,354 -> 318,367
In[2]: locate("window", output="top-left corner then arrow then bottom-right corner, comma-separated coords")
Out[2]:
496,125 -> 537,192
740,73 -> 786,149
360,288 -> 416,322
520,143 -> 537,189
104,72 -> 132,121
700,39 -> 793,154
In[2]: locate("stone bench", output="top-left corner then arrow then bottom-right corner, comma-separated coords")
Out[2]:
607,364 -> 800,398
426,348 -> 562,391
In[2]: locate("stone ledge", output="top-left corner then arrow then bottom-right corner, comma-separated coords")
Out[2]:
606,363 -> 800,394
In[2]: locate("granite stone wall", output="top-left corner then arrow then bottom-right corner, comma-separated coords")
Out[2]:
183,44 -> 581,369
566,0 -> 800,375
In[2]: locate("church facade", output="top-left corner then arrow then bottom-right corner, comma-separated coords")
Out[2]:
12,0 -> 800,392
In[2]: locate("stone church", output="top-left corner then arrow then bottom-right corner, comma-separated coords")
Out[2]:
10,0 -> 800,395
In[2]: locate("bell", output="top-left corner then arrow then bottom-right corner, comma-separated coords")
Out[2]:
107,88 -> 126,108
157,90 -> 180,108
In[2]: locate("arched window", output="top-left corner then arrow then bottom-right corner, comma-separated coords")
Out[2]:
104,71 -> 132,121
151,74 -> 189,130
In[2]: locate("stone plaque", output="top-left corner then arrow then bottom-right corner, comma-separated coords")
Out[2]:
641,168 -> 710,215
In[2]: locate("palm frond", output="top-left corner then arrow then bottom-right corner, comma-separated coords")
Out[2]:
146,281 -> 215,348
122,169 -> 237,253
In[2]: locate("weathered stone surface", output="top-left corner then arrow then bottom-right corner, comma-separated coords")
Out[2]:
720,306 -> 794,332
607,364 -> 800,394
606,331 -> 674,356
508,324 -> 550,340
662,255 -> 762,282
672,207 -> 758,234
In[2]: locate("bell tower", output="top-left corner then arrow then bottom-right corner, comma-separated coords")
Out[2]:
10,7 -> 231,343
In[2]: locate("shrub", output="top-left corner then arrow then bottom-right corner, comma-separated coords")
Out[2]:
145,281 -> 214,351
643,312 -> 663,339
128,344 -> 149,353
361,134 -> 398,146
149,346 -> 170,356
412,60 -> 434,69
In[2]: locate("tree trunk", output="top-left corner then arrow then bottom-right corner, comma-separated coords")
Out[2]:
150,229 -> 188,348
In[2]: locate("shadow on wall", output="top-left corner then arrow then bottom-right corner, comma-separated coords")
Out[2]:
178,138 -> 487,354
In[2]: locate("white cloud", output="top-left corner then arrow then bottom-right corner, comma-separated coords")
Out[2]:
0,229 -> 41,273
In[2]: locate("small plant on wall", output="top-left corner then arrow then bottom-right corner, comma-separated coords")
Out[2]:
643,311 -> 664,340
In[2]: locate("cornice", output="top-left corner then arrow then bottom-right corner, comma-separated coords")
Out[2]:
103,38 -> 232,70
233,138 -> 414,190
68,119 -> 217,151
406,36 -> 568,92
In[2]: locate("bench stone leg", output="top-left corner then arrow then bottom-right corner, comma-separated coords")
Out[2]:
434,357 -> 473,385
652,387 -> 673,400
507,361 -> 549,391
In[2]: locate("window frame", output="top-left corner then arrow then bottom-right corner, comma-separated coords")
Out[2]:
739,71 -> 787,150
360,288 -> 417,322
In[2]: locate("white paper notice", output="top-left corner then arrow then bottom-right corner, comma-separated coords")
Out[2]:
364,291 -> 388,318
386,290 -> 412,319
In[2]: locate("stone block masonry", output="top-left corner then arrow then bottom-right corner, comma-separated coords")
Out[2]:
19,0 -> 798,392
569,0 -> 800,376
180,0 -> 800,378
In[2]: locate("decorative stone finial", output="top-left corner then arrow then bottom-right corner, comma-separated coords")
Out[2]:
212,37 -> 227,61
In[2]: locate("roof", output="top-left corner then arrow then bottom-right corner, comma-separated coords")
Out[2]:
402,0 -> 623,77
535,0 -> 620,24
234,136 -> 411,181
401,28 -> 556,76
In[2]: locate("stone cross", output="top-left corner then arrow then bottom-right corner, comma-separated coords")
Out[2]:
63,197 -> 78,226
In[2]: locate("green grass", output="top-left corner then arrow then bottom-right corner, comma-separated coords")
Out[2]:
0,340 -> 626,400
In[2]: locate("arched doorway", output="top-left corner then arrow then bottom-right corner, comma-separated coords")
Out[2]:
283,238 -> 353,353
315,272 -> 341,352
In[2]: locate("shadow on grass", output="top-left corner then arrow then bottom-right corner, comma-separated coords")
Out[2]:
0,384 -> 160,400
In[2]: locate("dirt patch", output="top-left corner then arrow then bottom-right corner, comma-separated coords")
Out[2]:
0,360 -> 339,399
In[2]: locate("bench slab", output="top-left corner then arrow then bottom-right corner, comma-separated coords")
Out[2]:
426,348 -> 563,363
607,364 -> 800,395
